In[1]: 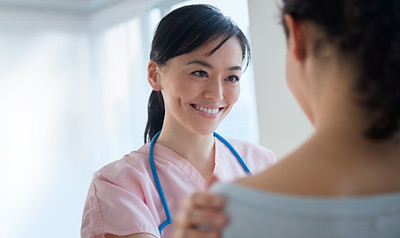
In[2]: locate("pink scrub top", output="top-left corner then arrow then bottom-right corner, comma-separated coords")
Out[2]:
81,137 -> 276,238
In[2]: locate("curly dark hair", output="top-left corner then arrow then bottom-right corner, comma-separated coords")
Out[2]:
281,0 -> 400,141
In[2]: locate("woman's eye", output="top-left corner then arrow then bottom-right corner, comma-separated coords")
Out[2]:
226,75 -> 240,82
192,71 -> 208,78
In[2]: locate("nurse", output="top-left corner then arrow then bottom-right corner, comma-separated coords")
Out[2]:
81,4 -> 276,238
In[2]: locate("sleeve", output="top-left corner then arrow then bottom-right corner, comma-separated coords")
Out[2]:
81,178 -> 160,238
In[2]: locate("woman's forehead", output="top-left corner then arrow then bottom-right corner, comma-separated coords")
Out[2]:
172,37 -> 243,65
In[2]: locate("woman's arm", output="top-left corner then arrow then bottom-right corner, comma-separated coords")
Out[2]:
172,192 -> 228,238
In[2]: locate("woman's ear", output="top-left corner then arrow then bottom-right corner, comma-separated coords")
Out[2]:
148,61 -> 163,91
284,14 -> 307,61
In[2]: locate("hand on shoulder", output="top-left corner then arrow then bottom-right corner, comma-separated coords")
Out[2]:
172,192 -> 228,238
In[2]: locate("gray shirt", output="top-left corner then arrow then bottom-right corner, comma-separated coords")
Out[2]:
210,182 -> 400,238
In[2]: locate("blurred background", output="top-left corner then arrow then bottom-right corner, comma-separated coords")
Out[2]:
0,0 -> 312,237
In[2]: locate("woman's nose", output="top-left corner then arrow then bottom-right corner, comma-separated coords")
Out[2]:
203,78 -> 223,100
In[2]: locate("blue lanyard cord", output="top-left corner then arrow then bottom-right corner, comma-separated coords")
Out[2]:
149,131 -> 173,234
150,131 -> 252,234
213,132 -> 252,175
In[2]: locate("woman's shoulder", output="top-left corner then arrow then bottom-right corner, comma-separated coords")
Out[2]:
82,143 -> 161,238
93,144 -> 152,183
212,181 -> 400,214
211,181 -> 400,238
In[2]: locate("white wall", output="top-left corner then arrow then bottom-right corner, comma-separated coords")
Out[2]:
247,0 -> 314,159
0,6 -> 93,238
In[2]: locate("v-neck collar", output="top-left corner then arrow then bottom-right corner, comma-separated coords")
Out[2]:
148,137 -> 228,191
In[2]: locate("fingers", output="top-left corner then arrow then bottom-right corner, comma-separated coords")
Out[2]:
172,193 -> 228,238
182,192 -> 225,210
175,200 -> 227,228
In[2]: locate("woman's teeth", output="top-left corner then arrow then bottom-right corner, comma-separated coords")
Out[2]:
195,105 -> 219,114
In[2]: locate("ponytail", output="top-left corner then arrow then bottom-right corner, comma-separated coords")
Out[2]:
144,90 -> 165,143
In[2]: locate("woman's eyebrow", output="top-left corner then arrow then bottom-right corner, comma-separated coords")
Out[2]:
186,60 -> 242,71
186,60 -> 213,68
228,66 -> 242,71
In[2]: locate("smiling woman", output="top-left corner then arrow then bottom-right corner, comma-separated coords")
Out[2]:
170,0 -> 261,144
0,1 -> 264,238
81,4 -> 276,238
148,37 -> 243,139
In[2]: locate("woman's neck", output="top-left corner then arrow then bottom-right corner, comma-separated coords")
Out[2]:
312,82 -> 400,159
300,78 -> 400,195
156,126 -> 216,179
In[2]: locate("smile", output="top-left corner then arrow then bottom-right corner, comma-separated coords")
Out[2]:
192,104 -> 221,115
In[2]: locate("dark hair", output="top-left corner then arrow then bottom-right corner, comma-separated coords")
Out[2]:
144,4 -> 251,143
281,0 -> 400,141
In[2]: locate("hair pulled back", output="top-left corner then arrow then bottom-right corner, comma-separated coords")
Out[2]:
144,4 -> 251,143
281,0 -> 400,141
